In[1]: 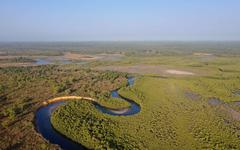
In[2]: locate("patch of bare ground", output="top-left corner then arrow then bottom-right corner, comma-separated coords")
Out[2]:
193,52 -> 216,62
0,51 -> 6,55
63,52 -> 124,61
165,69 -> 194,75
97,53 -> 124,61
64,52 -> 101,60
96,64 -> 196,76
193,52 -> 213,56
0,53 -> 124,67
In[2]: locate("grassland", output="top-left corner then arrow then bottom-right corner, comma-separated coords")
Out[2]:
0,42 -> 240,150
51,75 -> 240,149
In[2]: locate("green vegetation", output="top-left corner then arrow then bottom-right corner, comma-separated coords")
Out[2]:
0,65 -> 127,150
0,42 -> 240,149
52,76 -> 240,149
0,57 -> 36,63
51,100 -> 137,149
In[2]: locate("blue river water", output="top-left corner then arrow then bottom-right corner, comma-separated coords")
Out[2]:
35,77 -> 140,150
35,59 -> 51,65
35,58 -> 88,65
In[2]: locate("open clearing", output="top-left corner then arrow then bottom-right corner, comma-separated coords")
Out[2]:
96,64 -> 197,76
64,52 -> 101,60
63,52 -> 124,61
0,52 -> 124,67
193,52 -> 213,56
165,69 -> 194,75
1,42 -> 240,150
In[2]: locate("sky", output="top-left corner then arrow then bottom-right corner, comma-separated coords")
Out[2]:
0,0 -> 240,41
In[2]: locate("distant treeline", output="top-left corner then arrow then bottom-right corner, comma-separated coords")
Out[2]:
0,41 -> 240,56
0,57 -> 36,63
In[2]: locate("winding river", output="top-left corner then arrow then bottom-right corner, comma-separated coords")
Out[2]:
35,77 -> 140,150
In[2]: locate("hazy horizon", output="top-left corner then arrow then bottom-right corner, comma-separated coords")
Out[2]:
1,0 -> 240,41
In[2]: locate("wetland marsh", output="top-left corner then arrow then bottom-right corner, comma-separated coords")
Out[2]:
0,42 -> 240,150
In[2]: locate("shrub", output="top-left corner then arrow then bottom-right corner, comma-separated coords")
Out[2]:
3,105 -> 23,119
